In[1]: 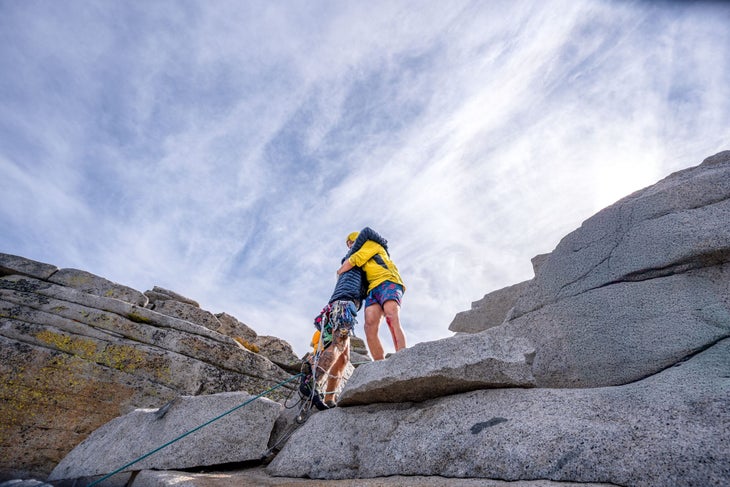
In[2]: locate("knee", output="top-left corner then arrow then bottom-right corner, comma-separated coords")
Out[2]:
364,313 -> 381,331
383,303 -> 400,323
364,320 -> 379,335
332,351 -> 349,373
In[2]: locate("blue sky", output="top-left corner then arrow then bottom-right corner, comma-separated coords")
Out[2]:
1,0 -> 729,357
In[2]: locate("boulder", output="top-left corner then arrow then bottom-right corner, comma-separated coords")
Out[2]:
350,350 -> 372,366
213,314 -> 301,373
449,280 -> 530,334
350,335 -> 369,356
145,286 -> 200,307
151,299 -> 223,332
514,150 -> 730,317
0,253 -> 58,280
502,263 -> 730,387
48,392 -> 281,482
269,338 -> 730,486
253,335 -> 302,374
215,312 -> 258,341
492,151 -> 730,388
338,332 -> 535,406
48,268 -> 148,307
130,467 -> 616,486
530,253 -> 550,275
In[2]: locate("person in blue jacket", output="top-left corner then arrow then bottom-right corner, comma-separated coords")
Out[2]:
299,245 -> 368,409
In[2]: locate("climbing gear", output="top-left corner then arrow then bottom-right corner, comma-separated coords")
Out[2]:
313,300 -> 357,348
298,356 -> 329,411
297,300 -> 358,414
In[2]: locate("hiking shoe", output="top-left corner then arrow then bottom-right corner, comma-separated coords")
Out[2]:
325,400 -> 337,408
312,394 -> 329,411
298,374 -> 313,398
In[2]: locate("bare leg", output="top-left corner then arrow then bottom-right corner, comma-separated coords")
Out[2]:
324,336 -> 350,404
314,346 -> 335,388
383,300 -> 406,351
364,303 -> 385,360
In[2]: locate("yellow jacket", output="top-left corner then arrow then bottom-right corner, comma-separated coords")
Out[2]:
348,240 -> 405,293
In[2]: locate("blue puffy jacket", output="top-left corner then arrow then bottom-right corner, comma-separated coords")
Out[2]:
328,267 -> 367,308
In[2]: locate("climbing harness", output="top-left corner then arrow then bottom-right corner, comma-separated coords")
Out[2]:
312,300 -> 357,350
296,300 -> 358,414
272,318 -> 357,452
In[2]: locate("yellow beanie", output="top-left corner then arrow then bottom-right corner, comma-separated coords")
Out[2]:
346,231 -> 359,243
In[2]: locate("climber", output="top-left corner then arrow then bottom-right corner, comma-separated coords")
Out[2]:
299,245 -> 368,409
336,227 -> 407,361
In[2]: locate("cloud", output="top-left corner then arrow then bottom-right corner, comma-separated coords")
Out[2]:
1,0 -> 729,357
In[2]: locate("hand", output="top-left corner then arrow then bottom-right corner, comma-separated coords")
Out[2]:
336,260 -> 354,276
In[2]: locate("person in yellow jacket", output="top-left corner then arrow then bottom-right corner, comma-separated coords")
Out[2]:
336,228 -> 406,360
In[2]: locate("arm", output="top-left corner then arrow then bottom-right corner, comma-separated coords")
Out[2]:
336,260 -> 354,276
337,241 -> 381,275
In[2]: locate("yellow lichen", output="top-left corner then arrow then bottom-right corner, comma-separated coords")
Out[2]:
233,336 -> 260,353
126,311 -> 152,324
35,330 -> 97,359
34,330 -> 146,373
99,343 -> 146,372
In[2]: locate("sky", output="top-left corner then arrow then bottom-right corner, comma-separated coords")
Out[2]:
1,0 -> 729,357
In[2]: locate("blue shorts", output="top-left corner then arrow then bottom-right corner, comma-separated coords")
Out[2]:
365,281 -> 404,308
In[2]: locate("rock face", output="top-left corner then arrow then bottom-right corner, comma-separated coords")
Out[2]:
0,257 -> 297,481
4,151 -> 730,486
145,289 -> 301,373
503,264 -> 729,387
514,150 -> 730,317
449,280 -> 530,333
268,151 -> 730,485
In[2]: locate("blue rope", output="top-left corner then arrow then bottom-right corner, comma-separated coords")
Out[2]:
87,373 -> 302,487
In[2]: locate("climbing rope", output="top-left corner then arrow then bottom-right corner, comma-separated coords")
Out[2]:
272,301 -> 364,437
87,373 -> 302,487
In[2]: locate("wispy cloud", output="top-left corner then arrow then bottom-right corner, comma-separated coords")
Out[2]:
1,0 -> 728,355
